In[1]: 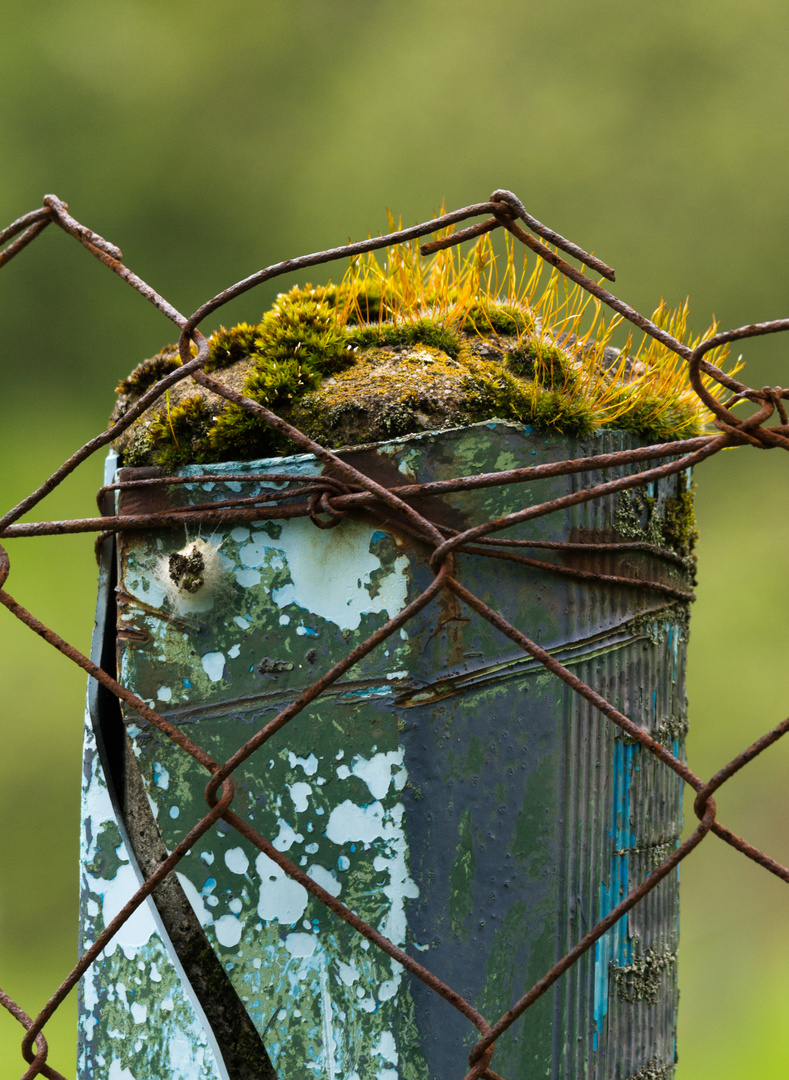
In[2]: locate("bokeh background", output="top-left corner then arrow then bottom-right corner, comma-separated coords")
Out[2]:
2,1 -> 789,1075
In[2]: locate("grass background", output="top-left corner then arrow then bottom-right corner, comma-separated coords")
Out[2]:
2,1 -> 789,1075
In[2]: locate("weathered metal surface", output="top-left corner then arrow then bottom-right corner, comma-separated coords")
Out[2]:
78,421 -> 691,1079
78,453 -> 228,1080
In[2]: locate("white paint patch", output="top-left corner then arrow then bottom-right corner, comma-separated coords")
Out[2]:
319,957 -> 337,1080
235,568 -> 261,587
325,800 -> 386,846
373,804 -> 419,946
307,863 -> 341,897
168,1031 -> 210,1075
255,854 -> 309,923
269,518 -> 409,631
225,847 -> 250,875
90,862 -> 158,959
288,781 -> 312,813
152,763 -> 169,790
124,562 -> 167,610
228,643 -> 241,658
233,615 -> 251,630
237,536 -> 284,570
201,652 -> 225,682
336,959 -> 360,987
325,787 -> 417,948
156,686 -> 173,702
272,818 -> 303,851
374,1031 -> 398,1065
284,932 -> 315,958
108,1059 -> 137,1080
350,750 -> 403,801
176,872 -> 213,928
130,1002 -> 148,1024
288,751 -> 319,776
214,914 -> 244,948
377,975 -> 401,1002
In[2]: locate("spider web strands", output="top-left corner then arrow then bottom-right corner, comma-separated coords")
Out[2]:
2,189 -> 789,1079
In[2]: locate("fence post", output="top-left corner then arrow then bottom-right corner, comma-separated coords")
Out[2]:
78,420 -> 692,1079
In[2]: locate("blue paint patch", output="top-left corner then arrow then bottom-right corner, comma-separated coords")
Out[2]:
593,739 -> 637,1049
341,686 -> 392,700
183,678 -> 191,689
667,622 -> 680,682
371,530 -> 388,543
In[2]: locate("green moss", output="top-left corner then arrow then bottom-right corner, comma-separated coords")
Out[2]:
145,393 -> 213,470
116,345 -> 181,397
464,298 -> 534,337
205,322 -> 260,373
111,235 -> 736,469
506,338 -> 580,390
347,316 -> 463,358
610,393 -> 702,442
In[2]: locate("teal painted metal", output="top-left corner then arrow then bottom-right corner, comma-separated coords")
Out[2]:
79,421 -> 691,1080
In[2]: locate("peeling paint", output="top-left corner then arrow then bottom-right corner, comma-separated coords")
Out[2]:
78,722 -> 226,1080
84,424 -> 687,1079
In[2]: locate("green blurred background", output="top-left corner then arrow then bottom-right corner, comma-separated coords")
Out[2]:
2,0 -> 789,1075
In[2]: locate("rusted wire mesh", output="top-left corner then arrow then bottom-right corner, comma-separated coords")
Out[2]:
1,189 -> 789,1080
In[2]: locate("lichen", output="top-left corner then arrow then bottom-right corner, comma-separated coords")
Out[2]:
613,481 -> 697,559
625,1057 -> 675,1080
654,715 -> 689,746
111,231 -> 742,469
663,481 -> 698,557
611,944 -> 678,1005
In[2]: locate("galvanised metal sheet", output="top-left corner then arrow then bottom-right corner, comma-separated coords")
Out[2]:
79,421 -> 691,1080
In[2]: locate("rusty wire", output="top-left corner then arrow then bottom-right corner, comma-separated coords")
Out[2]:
1,188 -> 789,1079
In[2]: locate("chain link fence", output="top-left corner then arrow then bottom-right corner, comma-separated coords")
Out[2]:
1,189 -> 788,1079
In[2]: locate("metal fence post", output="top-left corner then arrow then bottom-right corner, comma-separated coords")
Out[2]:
78,419 -> 691,1080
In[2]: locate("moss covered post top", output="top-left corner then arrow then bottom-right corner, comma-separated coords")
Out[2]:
110,234 -> 738,469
